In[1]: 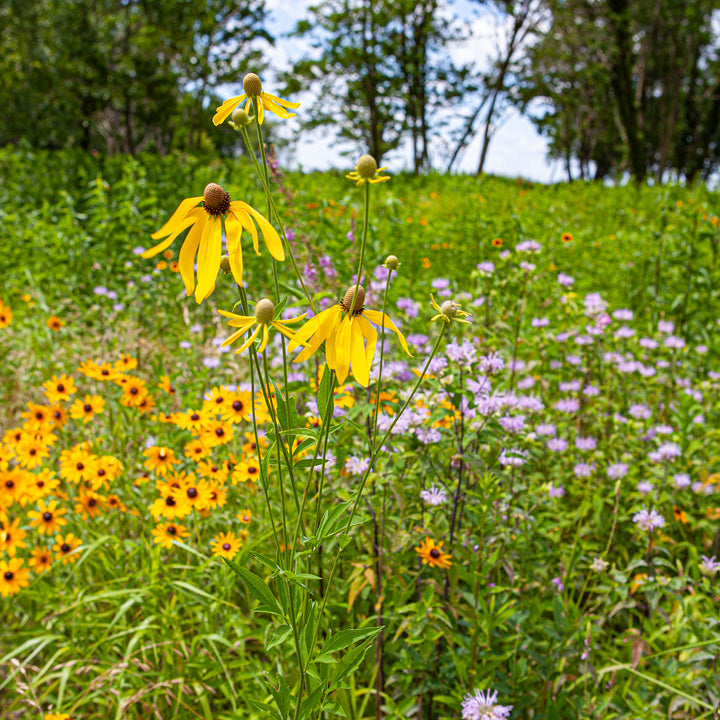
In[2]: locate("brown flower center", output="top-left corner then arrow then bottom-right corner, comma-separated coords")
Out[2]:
430,548 -> 440,559
203,183 -> 231,216
341,285 -> 366,315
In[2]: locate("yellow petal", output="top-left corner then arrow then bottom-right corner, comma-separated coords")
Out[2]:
150,197 -> 203,242
223,320 -> 257,346
289,306 -> 340,351
194,216 -> 221,303
363,309 -> 412,356
262,92 -> 301,110
262,95 -> 298,119
248,207 -> 284,260
236,323 -> 262,353
358,316 -> 378,368
333,316 -> 352,384
350,320 -> 369,387
178,217 -> 205,296
258,324 -> 270,353
212,94 -> 247,126
257,98 -> 265,125
225,214 -> 244,287
230,204 -> 259,255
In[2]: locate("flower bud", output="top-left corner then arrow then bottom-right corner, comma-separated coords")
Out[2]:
440,300 -> 458,319
230,107 -> 254,126
243,73 -> 262,97
254,298 -> 275,324
219,255 -> 231,274
384,255 -> 399,271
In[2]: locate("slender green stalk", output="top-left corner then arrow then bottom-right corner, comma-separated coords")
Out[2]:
348,182 -> 371,316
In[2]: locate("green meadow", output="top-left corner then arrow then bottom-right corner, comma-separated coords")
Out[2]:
1,146 -> 719,720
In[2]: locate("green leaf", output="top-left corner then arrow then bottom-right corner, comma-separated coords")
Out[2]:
318,367 -> 334,421
267,624 -> 293,651
332,638 -> 375,685
223,558 -> 283,615
317,626 -> 383,662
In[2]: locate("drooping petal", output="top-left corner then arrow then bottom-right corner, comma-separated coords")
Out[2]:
236,323 -> 262,354
262,95 -> 299,119
149,197 -> 204,242
262,92 -> 301,110
225,214 -> 244,287
349,320 -> 369,387
230,205 -> 259,256
177,217 -> 205,296
248,207 -> 284,260
333,315 -> 353,384
212,94 -> 247,126
363,309 -> 412,356
142,212 -> 197,258
358,316 -> 378,368
258,324 -> 270,353
288,306 -> 340,352
222,320 -> 257,347
194,216 -> 221,303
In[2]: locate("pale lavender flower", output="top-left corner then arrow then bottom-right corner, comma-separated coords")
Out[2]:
499,448 -> 529,467
554,398 -> 580,413
519,261 -> 536,272
547,437 -> 568,452
286,228 -> 296,241
203,357 -> 221,369
431,277 -> 450,290
420,484 -> 448,506
695,344 -> 708,354
614,326 -> 635,339
535,423 -> 556,436
516,240 -> 542,253
559,380 -> 582,392
549,360 -> 562,370
499,415 -> 526,434
531,317 -> 549,327
345,456 -> 371,476
140,274 -> 152,283
516,376 -> 535,390
574,462 -> 595,478
476,261 -> 495,274
628,404 -> 652,420
480,352 -> 505,375
548,484 -> 565,498
607,463 -> 629,479
665,335 -> 686,350
93,286 -> 108,295
584,292 -> 607,315
583,385 -> 600,397
639,337 -> 658,349
699,556 -> 720,576
658,320 -> 675,333
397,297 -> 420,318
557,272 -> 575,286
574,334 -> 595,345
555,331 -> 571,343
575,436 -> 597,451
633,508 -> 665,531
132,246 -> 146,255
565,355 -> 583,366
190,323 -> 203,334
551,576 -> 564,592
656,442 -> 681,461
671,473 -> 690,488
461,689 -> 513,720
447,339 -> 477,365
613,309 -> 634,321
416,426 -> 443,444
591,557 -> 609,572
179,340 -> 192,349
637,480 -> 654,495
653,424 -> 674,435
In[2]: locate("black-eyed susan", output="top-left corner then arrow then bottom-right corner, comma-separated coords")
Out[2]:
220,298 -> 306,354
237,509 -> 252,525
69,394 -> 105,424
27,469 -> 60,500
231,457 -> 261,485
20,402 -> 55,432
199,420 -> 234,449
14,436 -> 50,470
175,406 -> 214,432
28,547 -> 53,573
78,359 -> 120,382
114,354 -> 138,372
42,374 -> 77,404
49,404 -> 69,428
143,446 -> 180,476
212,72 -> 300,127
220,390 -> 253,424
52,533 -> 82,564
47,315 -> 65,330
346,155 -> 389,186
0,517 -> 28,557
0,303 -> 12,329
415,537 -> 452,569
142,182 -> 284,302
170,479 -> 212,512
148,492 -> 189,519
118,377 -> 148,407
151,521 -> 190,549
75,488 -> 106,520
491,238 -> 503,247
210,531 -> 242,559
196,459 -> 230,483
288,285 -> 411,387
561,232 -> 573,243
158,375 -> 175,395
201,480 -> 227,510
28,499 -> 67,535
0,558 -> 30,596
203,386 -> 232,412
184,438 -> 211,461
59,444 -> 98,484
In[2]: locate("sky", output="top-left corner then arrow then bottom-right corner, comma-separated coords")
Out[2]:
256,0 -> 563,182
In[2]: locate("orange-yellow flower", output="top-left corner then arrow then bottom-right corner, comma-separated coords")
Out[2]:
415,537 -> 452,569
142,183 -> 284,302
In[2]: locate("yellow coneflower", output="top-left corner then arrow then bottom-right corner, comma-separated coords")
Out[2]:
237,509 -> 252,525
213,72 -> 300,127
345,155 -> 390,186
288,285 -> 411,387
142,182 -> 284,301
415,537 -> 452,570
231,457 -> 261,485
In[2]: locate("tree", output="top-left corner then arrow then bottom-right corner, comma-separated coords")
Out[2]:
283,0 -> 471,170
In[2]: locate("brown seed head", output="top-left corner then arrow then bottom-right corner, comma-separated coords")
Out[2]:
342,285 -> 365,314
203,183 -> 230,215
243,73 -> 262,97
254,298 -> 275,324
356,154 -> 378,179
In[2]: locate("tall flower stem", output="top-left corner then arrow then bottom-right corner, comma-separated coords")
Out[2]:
348,182 -> 371,316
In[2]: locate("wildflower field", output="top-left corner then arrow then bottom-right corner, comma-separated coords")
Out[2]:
1,105 -> 720,720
